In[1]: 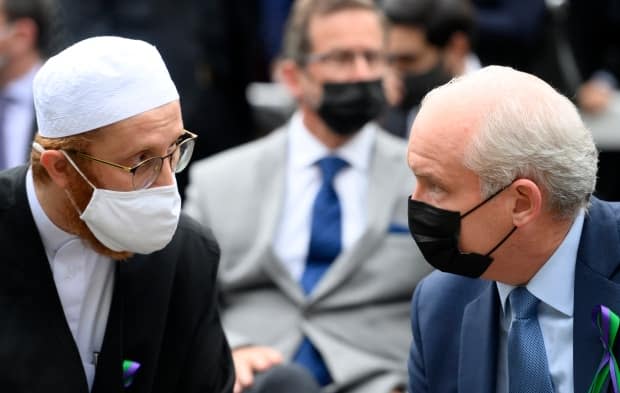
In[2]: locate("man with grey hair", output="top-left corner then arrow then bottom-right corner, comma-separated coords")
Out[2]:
0,36 -> 233,392
406,65 -> 620,392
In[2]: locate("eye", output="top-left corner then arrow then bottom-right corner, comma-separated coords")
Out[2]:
131,151 -> 150,166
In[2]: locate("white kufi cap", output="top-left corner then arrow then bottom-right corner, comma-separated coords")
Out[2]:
34,36 -> 179,138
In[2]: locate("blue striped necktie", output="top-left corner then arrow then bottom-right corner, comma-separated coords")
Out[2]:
294,155 -> 348,386
508,287 -> 555,393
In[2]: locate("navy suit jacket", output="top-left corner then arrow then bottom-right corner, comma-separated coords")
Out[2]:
408,197 -> 620,393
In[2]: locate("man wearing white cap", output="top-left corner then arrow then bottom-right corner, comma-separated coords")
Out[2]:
0,36 -> 234,392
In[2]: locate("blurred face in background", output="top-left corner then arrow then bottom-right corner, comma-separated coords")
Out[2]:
385,24 -> 450,109
298,8 -> 386,107
280,7 -> 388,142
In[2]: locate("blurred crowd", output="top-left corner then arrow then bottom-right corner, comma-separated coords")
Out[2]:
1,0 -> 619,198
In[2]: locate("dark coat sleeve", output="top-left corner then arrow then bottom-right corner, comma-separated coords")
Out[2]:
122,214 -> 235,393
174,219 -> 235,393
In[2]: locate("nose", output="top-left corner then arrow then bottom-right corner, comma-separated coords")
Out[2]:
350,53 -> 374,80
151,157 -> 175,188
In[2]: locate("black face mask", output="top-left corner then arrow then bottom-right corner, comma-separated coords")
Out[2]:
398,63 -> 451,110
407,187 -> 517,278
317,79 -> 386,136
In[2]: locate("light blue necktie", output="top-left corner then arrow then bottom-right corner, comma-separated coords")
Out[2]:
294,156 -> 348,386
508,287 -> 555,393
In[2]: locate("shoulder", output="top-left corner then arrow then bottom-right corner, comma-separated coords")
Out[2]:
374,126 -> 409,158
587,197 -> 620,223
156,213 -> 221,282
189,128 -> 286,179
578,197 -> 620,277
172,213 -> 220,258
0,166 -> 27,210
412,271 -> 491,318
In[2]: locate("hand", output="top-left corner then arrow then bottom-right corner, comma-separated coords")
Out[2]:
232,346 -> 284,393
577,79 -> 613,114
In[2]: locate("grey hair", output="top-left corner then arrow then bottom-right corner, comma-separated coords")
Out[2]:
426,66 -> 598,219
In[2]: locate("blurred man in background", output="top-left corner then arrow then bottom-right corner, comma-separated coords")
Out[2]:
185,1 -> 430,392
0,0 -> 56,170
379,0 -> 477,138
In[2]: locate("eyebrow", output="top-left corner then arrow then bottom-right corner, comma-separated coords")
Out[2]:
414,171 -> 448,188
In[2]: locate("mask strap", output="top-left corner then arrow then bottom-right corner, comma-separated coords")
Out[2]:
60,151 -> 97,190
461,182 -> 513,219
485,226 -> 517,257
33,141 -> 97,191
64,189 -> 84,215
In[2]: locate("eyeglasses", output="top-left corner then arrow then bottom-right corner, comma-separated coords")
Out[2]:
69,130 -> 197,190
304,49 -> 386,70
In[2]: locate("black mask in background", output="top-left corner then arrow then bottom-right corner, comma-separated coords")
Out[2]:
407,186 -> 517,278
317,79 -> 386,135
398,63 -> 452,110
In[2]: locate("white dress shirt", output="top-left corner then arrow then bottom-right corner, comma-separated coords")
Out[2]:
496,210 -> 585,393
26,168 -> 114,391
0,63 -> 40,169
273,111 -> 376,281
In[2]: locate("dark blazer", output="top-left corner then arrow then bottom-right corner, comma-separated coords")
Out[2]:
0,165 -> 234,393
408,197 -> 620,393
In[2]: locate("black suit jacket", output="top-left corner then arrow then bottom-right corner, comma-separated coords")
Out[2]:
0,166 -> 234,393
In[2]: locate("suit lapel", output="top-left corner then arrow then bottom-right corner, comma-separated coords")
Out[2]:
573,199 -> 620,393
458,282 -> 499,393
91,263 -> 123,393
0,166 -> 87,392
311,132 -> 408,302
255,130 -> 306,302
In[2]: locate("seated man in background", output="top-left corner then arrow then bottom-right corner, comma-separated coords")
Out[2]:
406,66 -> 619,392
0,36 -> 233,392
0,0 -> 56,171
184,0 -> 431,392
379,0 -> 477,138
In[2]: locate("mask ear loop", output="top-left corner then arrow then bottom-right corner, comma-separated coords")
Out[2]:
60,151 -> 97,190
460,182 -> 513,219
32,142 -> 96,215
485,226 -> 517,257
457,181 -> 518,257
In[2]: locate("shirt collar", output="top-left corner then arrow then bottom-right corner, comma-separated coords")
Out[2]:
26,167 -> 79,262
3,62 -> 41,104
496,210 -> 585,317
287,110 -> 376,171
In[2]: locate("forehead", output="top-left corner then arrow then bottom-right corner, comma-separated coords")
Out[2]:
89,101 -> 182,154
307,8 -> 384,52
407,94 -> 479,183
387,25 -> 428,51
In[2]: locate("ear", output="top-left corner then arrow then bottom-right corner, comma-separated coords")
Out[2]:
278,59 -> 305,100
509,178 -> 543,227
39,150 -> 74,189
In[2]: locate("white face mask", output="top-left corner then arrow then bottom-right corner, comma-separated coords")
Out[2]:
61,151 -> 181,254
